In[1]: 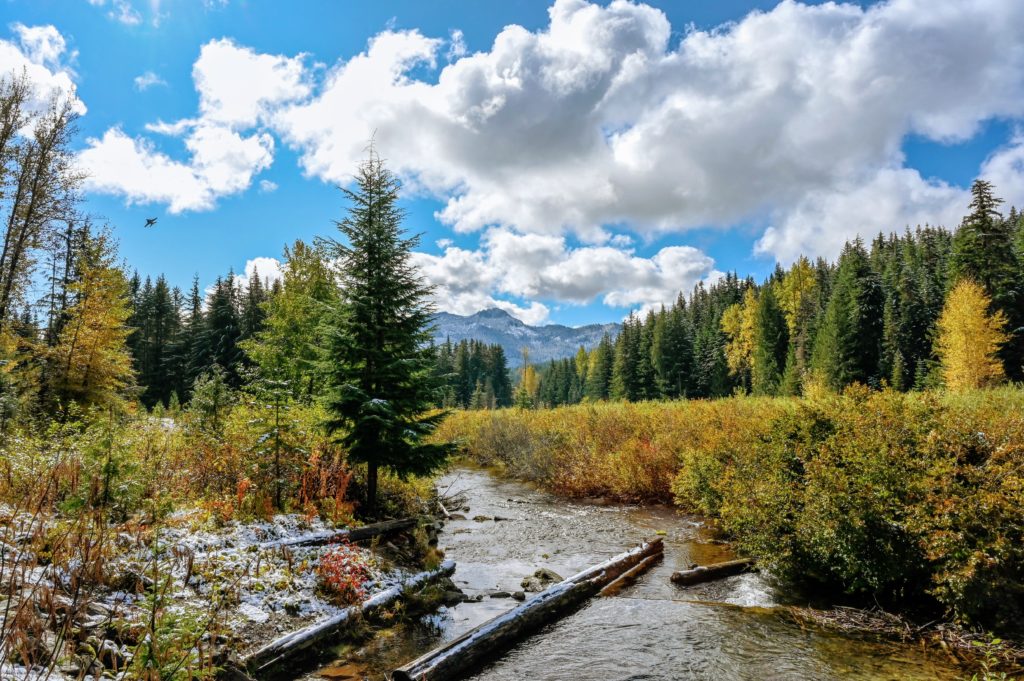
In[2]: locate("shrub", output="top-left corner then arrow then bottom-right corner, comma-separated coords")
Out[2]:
316,542 -> 375,605
437,388 -> 1024,633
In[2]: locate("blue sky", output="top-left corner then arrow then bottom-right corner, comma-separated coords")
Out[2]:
1,0 -> 1022,326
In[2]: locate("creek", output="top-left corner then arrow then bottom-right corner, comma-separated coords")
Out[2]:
307,467 -> 959,680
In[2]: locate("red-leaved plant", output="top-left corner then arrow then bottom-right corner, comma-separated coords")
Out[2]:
316,542 -> 374,605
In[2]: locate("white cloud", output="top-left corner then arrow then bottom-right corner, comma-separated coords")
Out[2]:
110,0 -> 142,26
980,135 -> 1024,209
193,38 -> 310,129
78,125 -> 274,212
447,29 -> 467,61
0,24 -> 84,114
756,168 -> 968,265
411,226 -> 719,322
81,39 -> 307,210
258,178 -> 278,193
269,0 -> 1024,260
134,70 -> 166,91
240,256 -> 283,289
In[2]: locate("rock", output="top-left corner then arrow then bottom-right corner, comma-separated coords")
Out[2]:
448,513 -> 467,521
521,567 -> 563,593
511,591 -> 526,601
534,568 -> 563,582
472,515 -> 492,522
489,591 -> 512,599
441,590 -> 465,605
520,577 -> 544,593
492,516 -> 510,522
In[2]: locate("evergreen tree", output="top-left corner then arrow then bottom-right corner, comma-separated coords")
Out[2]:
320,152 -> 453,513
811,239 -> 883,390
584,333 -> 613,400
205,273 -> 245,388
750,285 -> 788,395
949,180 -> 1022,378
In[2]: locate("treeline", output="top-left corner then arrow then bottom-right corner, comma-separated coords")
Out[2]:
125,268 -> 276,407
429,338 -> 513,409
528,181 -> 1023,407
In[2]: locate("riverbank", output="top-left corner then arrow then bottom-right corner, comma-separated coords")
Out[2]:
305,467 -> 966,680
0,505 -> 448,680
434,389 -> 1024,672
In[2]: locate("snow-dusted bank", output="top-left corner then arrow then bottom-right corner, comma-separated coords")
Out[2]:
0,509 -> 438,680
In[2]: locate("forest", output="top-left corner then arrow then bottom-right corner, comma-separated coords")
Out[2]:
523,181 -> 1023,406
2,65 -> 1024,681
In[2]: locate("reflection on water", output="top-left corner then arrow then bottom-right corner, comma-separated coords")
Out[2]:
307,467 -> 959,680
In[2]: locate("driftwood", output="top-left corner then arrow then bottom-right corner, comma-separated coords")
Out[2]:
599,553 -> 662,597
392,538 -> 663,681
194,517 -> 417,560
670,557 -> 754,586
244,559 -> 456,675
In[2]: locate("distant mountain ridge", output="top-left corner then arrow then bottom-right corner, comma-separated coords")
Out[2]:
432,308 -> 620,366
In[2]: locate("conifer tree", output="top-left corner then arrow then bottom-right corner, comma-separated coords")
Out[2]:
750,285 -> 787,395
47,231 -> 134,411
320,151 -> 452,513
811,239 -> 883,390
584,333 -> 613,400
935,279 -> 1008,391
949,180 -> 1021,378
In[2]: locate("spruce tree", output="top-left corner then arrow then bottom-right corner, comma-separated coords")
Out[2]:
811,239 -> 883,390
949,180 -> 1022,378
750,285 -> 787,395
320,151 -> 452,513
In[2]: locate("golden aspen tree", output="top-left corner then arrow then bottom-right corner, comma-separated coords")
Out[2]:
48,233 -> 134,409
935,279 -> 1009,390
720,287 -> 757,384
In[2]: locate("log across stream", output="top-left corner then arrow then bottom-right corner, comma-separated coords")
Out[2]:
296,468 -> 963,680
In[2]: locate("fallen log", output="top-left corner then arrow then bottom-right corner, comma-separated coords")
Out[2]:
194,517 -> 417,560
599,553 -> 662,597
392,538 -> 663,681
670,557 -> 755,586
244,559 -> 456,675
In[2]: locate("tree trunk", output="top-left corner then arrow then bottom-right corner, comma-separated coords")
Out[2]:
392,538 -> 663,681
244,560 -> 456,675
191,517 -> 418,560
670,557 -> 755,586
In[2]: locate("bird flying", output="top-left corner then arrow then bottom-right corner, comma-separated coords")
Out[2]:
144,218 -> 158,227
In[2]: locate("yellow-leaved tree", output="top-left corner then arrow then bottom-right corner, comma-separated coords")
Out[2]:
720,287 -> 757,388
48,232 -> 134,410
935,279 -> 1009,391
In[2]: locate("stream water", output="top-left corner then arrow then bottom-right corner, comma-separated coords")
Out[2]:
308,467 -> 961,680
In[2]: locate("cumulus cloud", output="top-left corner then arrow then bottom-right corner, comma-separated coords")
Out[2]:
270,0 -> 1024,258
78,125 -> 273,212
240,256 -> 283,289
193,39 -> 310,129
0,24 -> 84,114
133,70 -> 166,91
81,39 -> 308,211
258,179 -> 278,193
411,227 -> 720,322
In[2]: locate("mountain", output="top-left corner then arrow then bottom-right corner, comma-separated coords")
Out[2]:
432,308 -> 620,366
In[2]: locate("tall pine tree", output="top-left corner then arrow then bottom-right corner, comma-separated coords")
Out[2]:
320,151 -> 453,513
